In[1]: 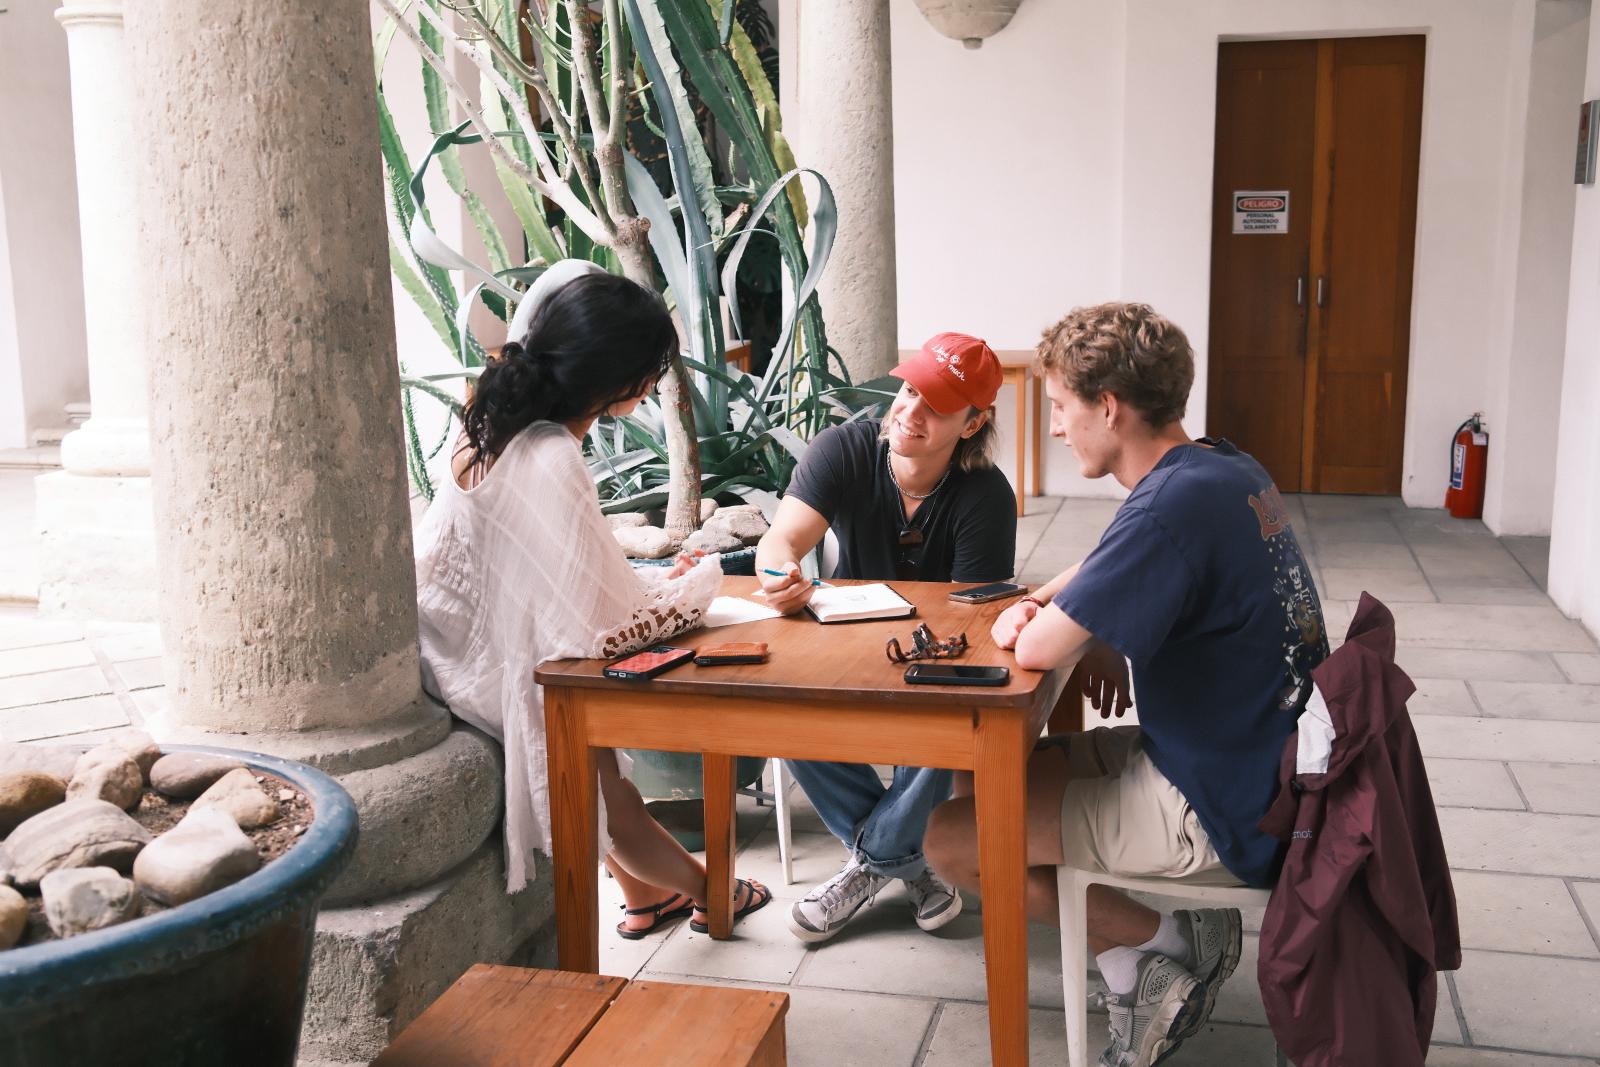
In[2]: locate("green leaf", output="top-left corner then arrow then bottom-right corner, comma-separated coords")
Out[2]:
389,239 -> 457,353
625,0 -> 722,240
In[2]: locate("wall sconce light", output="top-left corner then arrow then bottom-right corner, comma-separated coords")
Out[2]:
913,0 -> 1024,49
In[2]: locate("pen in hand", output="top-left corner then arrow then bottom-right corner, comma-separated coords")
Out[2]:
761,567 -> 823,587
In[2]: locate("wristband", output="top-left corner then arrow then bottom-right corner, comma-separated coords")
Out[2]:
1021,595 -> 1045,609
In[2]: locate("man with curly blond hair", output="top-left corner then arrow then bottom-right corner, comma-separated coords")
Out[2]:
924,303 -> 1328,1067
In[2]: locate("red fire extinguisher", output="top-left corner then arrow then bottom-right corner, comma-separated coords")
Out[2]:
1445,414 -> 1488,519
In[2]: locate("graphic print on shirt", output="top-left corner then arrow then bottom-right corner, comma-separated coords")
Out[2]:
1255,485 -> 1329,712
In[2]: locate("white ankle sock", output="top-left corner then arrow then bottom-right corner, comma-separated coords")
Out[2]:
1135,913 -> 1189,966
1095,945 -> 1144,995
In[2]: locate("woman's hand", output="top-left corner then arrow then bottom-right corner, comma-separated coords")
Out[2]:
1078,640 -> 1132,719
991,598 -> 1039,650
759,561 -> 814,615
666,550 -> 707,580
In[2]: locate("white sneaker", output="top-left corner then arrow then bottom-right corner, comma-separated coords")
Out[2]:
787,859 -> 889,943
903,867 -> 963,932
1098,953 -> 1207,1067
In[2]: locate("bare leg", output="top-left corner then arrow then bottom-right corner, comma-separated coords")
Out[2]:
597,750 -> 767,930
924,744 -> 1161,951
597,749 -> 706,904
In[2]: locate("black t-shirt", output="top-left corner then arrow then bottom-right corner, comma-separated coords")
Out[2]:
783,420 -> 1016,583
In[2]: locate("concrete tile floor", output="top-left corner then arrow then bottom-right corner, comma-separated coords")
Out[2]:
2,495 -> 1598,1064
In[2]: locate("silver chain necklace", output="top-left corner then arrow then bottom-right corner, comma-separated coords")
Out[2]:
887,450 -> 951,501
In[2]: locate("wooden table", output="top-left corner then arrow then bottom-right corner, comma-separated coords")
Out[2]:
997,351 -> 1044,518
536,578 -> 1077,1067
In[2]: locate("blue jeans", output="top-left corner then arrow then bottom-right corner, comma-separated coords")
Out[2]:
784,759 -> 953,880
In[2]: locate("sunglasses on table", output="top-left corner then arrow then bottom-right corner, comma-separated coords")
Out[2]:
886,623 -> 969,664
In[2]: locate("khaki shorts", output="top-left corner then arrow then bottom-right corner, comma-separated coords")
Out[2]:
1051,725 -> 1242,886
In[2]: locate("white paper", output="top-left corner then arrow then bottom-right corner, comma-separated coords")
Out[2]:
702,595 -> 784,629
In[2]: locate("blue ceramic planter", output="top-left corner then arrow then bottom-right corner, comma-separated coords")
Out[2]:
630,544 -> 757,575
0,744 -> 358,1067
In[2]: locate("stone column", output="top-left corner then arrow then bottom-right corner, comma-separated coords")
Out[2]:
34,0 -> 156,619
124,2 -> 548,1063
792,0 -> 899,382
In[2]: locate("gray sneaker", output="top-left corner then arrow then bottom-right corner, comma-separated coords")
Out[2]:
1098,953 -> 1207,1067
903,867 -> 963,932
787,860 -> 890,943
1173,908 -> 1242,1035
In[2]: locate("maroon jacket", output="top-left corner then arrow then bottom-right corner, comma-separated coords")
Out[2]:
1257,593 -> 1461,1067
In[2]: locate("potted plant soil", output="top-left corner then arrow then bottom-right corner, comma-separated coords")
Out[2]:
0,736 -> 357,1067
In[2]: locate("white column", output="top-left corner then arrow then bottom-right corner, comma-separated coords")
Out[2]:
791,0 -> 899,382
34,0 -> 155,619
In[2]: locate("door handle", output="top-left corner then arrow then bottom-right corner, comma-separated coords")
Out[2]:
1316,277 -> 1328,307
1296,276 -> 1305,307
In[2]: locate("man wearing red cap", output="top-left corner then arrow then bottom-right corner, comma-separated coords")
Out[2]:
755,332 -> 1016,944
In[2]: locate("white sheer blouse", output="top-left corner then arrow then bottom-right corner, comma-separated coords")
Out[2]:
413,421 -> 721,891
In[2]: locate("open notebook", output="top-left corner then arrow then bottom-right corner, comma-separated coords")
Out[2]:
804,583 -> 916,624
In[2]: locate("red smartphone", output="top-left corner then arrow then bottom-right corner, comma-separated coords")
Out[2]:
603,645 -> 694,681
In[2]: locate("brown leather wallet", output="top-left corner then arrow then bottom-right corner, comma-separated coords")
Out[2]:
694,642 -> 770,665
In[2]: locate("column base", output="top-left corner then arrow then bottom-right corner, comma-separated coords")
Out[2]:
298,841 -> 554,1065
33,468 -> 156,620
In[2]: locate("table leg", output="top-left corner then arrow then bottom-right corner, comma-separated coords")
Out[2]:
975,711 -> 1031,1066
545,687 -> 599,972
1030,371 -> 1043,497
702,752 -> 737,939
1013,372 -> 1027,518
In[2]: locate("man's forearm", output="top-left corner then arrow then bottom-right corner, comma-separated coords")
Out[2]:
1028,561 -> 1083,604
754,531 -> 808,574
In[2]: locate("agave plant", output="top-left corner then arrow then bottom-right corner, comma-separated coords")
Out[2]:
374,0 -> 895,537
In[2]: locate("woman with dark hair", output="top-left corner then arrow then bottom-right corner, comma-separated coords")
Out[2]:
414,261 -> 770,939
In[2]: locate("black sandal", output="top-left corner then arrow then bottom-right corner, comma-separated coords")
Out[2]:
689,878 -> 773,934
616,893 -> 694,940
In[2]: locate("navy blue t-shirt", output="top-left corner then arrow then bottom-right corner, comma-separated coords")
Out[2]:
1054,440 -> 1328,887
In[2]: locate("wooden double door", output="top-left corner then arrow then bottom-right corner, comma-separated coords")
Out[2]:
1205,36 -> 1425,494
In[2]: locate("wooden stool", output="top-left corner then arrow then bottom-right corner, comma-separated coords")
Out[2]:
374,965 -> 789,1067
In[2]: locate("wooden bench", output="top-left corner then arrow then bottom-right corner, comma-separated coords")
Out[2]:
373,965 -> 790,1067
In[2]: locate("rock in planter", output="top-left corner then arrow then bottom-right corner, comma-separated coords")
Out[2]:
134,807 -> 260,907
109,730 -> 161,782
0,884 -> 25,949
699,498 -> 720,522
66,746 -> 143,811
149,752 -> 245,799
191,768 -> 279,829
682,526 -> 744,555
704,504 -> 769,544
0,771 -> 67,836
607,512 -> 650,529
41,867 -> 141,938
0,743 -> 82,784
6,799 -> 152,890
613,525 -> 679,560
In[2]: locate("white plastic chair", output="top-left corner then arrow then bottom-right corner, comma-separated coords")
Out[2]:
756,531 -> 842,884
1057,866 -> 1285,1067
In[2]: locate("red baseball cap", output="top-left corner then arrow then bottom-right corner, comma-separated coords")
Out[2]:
890,332 -> 1003,415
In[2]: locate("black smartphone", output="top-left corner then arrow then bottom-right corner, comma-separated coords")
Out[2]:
903,663 -> 1011,686
603,645 -> 694,681
948,582 -> 1028,605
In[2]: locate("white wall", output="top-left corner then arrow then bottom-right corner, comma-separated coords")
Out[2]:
1549,8 -> 1600,634
889,0 -> 1128,499
1483,1 -> 1589,536
888,0 -> 1561,512
0,2 -> 88,449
